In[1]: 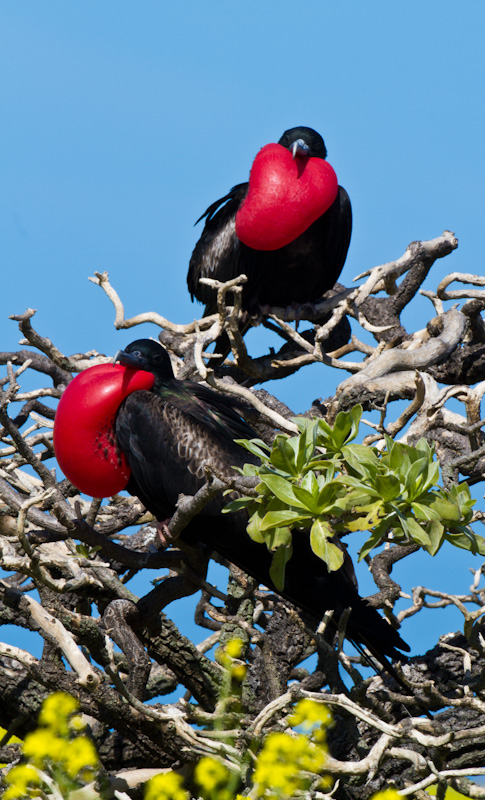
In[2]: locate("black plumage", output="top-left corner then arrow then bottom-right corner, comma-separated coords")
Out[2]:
114,339 -> 409,670
187,126 -> 352,323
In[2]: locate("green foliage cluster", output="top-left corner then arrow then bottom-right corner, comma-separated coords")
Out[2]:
226,406 -> 482,590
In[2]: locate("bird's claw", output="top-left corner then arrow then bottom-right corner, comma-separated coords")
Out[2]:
156,519 -> 176,549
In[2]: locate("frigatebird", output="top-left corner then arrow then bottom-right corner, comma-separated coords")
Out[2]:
187,126 -> 352,355
53,339 -> 409,671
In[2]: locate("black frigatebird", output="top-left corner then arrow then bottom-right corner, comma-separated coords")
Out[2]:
53,339 -> 409,673
187,126 -> 352,356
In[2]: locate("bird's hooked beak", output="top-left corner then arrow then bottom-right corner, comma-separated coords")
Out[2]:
291,138 -> 311,159
114,349 -> 147,369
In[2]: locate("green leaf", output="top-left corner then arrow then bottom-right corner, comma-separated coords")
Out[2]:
340,485 -> 379,507
402,515 -> 431,546
445,529 -> 485,555
269,542 -> 293,591
265,525 -> 293,551
342,444 -> 380,480
235,438 -> 271,461
310,520 -> 344,571
374,473 -> 402,502
241,463 -> 261,477
325,405 -> 363,451
358,524 -> 389,560
417,460 -> 440,495
428,497 -> 462,524
269,434 -> 300,475
386,436 -> 410,475
293,416 -> 311,434
301,469 -> 318,496
259,474 -> 309,509
292,484 -> 321,514
425,520 -> 445,556
304,458 -> 336,473
411,501 -> 441,522
345,503 -> 384,532
448,483 -> 476,523
314,480 -> 344,511
348,403 -> 364,438
223,496 -> 255,513
246,508 -> 266,543
260,509 -> 313,530
296,419 -> 319,472
415,437 -> 435,456
404,456 -> 430,497
76,544 -> 100,558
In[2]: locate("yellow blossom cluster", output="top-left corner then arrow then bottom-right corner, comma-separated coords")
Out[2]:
252,729 -> 330,798
145,771 -> 189,800
3,692 -> 99,799
371,791 -> 402,800
216,637 -> 248,684
194,756 -> 240,800
145,696 -> 333,800
0,682 -> 413,800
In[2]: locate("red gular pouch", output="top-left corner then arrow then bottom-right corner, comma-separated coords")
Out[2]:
235,142 -> 339,251
53,363 -> 155,497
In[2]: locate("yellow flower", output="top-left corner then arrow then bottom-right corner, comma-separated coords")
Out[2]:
225,639 -> 244,659
38,692 -> 80,737
145,771 -> 189,800
253,730 -> 331,798
62,735 -> 99,779
231,664 -> 247,682
371,790 -> 401,800
22,728 -> 64,768
194,757 -> 230,792
288,698 -> 333,730
21,726 -> 98,782
4,764 -> 41,800
5,692 -> 101,798
216,637 -> 247,669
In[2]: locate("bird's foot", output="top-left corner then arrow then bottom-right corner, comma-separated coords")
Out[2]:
289,302 -> 301,328
290,301 -> 320,327
300,300 -> 318,318
252,306 -> 270,325
155,519 -> 177,549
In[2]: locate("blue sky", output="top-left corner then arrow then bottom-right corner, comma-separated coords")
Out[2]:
1,2 -> 485,658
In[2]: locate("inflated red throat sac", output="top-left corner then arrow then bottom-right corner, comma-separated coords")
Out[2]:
53,363 -> 155,497
235,142 -> 339,251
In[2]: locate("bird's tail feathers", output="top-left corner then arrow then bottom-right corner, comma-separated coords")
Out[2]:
350,635 -> 432,720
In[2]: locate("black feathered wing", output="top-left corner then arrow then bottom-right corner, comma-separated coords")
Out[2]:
115,387 -> 253,519
317,185 -> 352,295
115,385 -> 409,662
187,183 -> 249,312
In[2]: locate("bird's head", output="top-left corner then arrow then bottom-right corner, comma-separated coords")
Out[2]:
115,339 -> 175,381
235,125 -> 336,251
278,126 -> 328,160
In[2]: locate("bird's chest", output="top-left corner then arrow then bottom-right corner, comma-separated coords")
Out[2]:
241,221 -> 327,309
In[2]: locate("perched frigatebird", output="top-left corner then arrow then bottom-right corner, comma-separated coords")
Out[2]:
187,126 -> 352,354
54,339 -> 409,671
